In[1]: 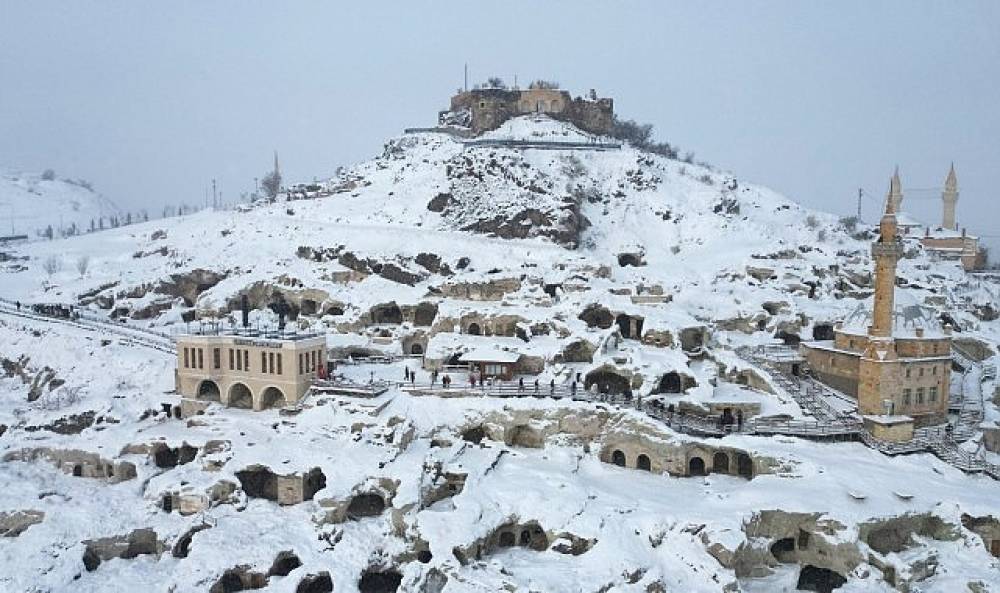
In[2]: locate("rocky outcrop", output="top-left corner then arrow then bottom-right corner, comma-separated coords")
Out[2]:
4,448 -> 136,482
235,465 -> 326,505
578,303 -> 614,329
437,278 -> 521,301
82,528 -> 166,572
0,510 -> 44,537
155,268 -> 226,306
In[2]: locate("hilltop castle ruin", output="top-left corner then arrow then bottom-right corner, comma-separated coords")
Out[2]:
439,86 -> 614,136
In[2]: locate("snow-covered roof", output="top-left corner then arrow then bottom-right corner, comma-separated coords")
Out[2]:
459,348 -> 521,363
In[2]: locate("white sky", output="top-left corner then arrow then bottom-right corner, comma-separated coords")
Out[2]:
1,1 -> 998,252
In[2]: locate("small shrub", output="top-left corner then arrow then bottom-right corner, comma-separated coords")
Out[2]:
805,214 -> 819,229
41,169 -> 56,181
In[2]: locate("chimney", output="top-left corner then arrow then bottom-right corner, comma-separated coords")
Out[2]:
961,227 -> 967,237
241,295 -> 249,328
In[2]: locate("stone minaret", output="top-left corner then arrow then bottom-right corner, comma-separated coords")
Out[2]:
887,166 -> 903,213
868,189 -> 902,338
942,163 -> 958,230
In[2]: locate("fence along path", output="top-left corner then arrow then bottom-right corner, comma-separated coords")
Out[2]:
0,298 -> 175,354
740,343 -> 999,479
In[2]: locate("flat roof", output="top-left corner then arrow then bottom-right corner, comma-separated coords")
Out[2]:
459,349 -> 521,363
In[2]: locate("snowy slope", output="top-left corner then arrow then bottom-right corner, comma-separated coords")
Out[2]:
0,169 -> 121,237
1,115 -> 999,593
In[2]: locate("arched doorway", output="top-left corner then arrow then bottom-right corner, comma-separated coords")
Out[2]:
228,383 -> 253,409
611,450 -> 626,467
467,322 -> 481,336
197,380 -> 221,402
260,386 -> 286,409
737,453 -> 754,479
499,531 -> 515,547
410,343 -> 424,355
658,372 -> 682,394
636,454 -> 651,471
713,452 -> 730,474
585,368 -> 631,395
688,457 -> 706,476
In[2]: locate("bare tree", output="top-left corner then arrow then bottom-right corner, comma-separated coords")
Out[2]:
41,168 -> 56,181
76,255 -> 90,277
485,76 -> 506,89
528,79 -> 560,90
42,256 -> 61,277
261,170 -> 282,201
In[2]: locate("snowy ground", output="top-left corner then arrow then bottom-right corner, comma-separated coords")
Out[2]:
1,115 -> 999,592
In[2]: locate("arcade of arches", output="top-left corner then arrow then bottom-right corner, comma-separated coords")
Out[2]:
604,445 -> 756,479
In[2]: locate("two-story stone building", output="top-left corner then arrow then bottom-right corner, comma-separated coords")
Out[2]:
175,331 -> 326,411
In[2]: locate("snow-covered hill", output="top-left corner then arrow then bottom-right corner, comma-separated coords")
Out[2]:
1,116 -> 999,593
0,169 -> 121,238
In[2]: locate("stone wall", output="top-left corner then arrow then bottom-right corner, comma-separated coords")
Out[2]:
446,89 -> 613,136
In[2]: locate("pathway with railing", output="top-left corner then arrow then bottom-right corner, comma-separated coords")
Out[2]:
0,297 -> 175,354
739,343 -> 999,479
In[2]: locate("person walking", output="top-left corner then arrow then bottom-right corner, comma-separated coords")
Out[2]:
533,379 -> 539,395
549,378 -> 555,395
571,380 -> 577,397
518,377 -> 524,393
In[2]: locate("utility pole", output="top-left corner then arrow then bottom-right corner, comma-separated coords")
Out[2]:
857,188 -> 863,221
212,179 -> 217,209
463,63 -> 468,92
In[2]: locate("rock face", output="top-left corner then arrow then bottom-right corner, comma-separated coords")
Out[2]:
235,465 -> 326,505
82,528 -> 165,572
155,268 -> 226,306
0,510 -> 44,537
4,448 -> 136,482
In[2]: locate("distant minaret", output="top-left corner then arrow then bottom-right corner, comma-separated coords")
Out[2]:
887,166 -> 903,213
942,163 -> 958,230
869,184 -> 903,338
273,150 -> 280,177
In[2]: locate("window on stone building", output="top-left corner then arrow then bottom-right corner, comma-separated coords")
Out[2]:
243,350 -> 249,371
183,347 -> 189,368
830,356 -> 836,368
261,352 -> 267,374
236,349 -> 242,370
229,349 -> 234,371
903,389 -> 911,405
932,366 -> 937,375
479,101 -> 486,108
919,367 -> 924,377
277,353 -> 282,375
299,353 -> 303,375
929,386 -> 938,402
197,349 -> 204,369
905,368 -> 911,378
213,348 -> 221,370
916,388 -> 925,404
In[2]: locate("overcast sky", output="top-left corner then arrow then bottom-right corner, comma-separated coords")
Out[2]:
1,1 -> 997,251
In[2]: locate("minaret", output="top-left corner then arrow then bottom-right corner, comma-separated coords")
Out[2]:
887,166 -> 903,213
868,185 -> 903,338
942,163 -> 958,230
273,150 -> 280,177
